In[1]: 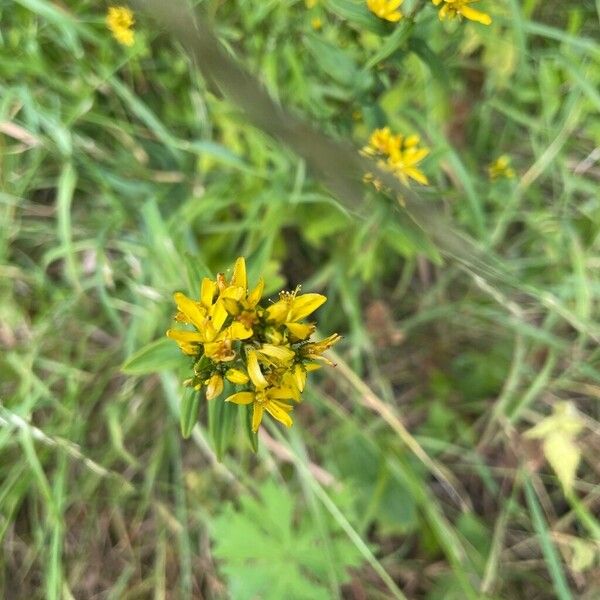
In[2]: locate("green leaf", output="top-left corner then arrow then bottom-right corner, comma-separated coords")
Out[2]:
180,388 -> 201,439
409,38 -> 450,89
243,404 -> 259,453
208,383 -> 238,461
303,33 -> 371,91
122,338 -> 186,375
363,21 -> 413,70
325,0 -> 389,35
211,481 -> 363,600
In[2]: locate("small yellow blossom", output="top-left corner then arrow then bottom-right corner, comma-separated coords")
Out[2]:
205,374 -> 224,400
106,6 -> 135,46
305,0 -> 318,7
166,257 -> 339,435
432,0 -> 491,25
266,287 -> 325,341
225,350 -> 296,432
367,0 -> 405,22
488,155 -> 515,180
362,128 -> 430,187
311,16 -> 323,30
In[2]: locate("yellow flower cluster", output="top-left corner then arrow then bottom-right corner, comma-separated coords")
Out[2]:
362,127 -> 429,187
488,155 -> 515,180
106,6 -> 135,46
167,258 -> 340,432
432,0 -> 492,25
367,0 -> 404,22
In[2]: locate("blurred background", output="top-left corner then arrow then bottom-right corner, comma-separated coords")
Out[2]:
1,1 -> 599,598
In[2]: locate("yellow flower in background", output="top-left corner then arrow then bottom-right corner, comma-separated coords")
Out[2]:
166,257 -> 340,434
432,0 -> 492,25
362,128 -> 430,187
488,155 -> 515,180
311,16 -> 323,30
367,0 -> 405,22
106,6 -> 135,46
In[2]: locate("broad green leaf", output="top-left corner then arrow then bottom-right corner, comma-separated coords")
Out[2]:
211,481 -> 363,600
122,338 -> 185,375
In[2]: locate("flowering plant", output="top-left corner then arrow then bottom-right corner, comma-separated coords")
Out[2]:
167,257 -> 339,436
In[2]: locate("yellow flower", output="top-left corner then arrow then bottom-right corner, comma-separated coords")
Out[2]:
266,288 -> 326,341
488,155 -> 515,180
362,128 -> 430,187
219,257 -> 265,333
225,350 -> 296,431
106,6 -> 135,46
311,16 -> 323,30
367,0 -> 404,22
387,134 -> 430,185
432,0 -> 492,25
166,287 -> 252,361
299,333 -> 341,366
166,256 -> 339,436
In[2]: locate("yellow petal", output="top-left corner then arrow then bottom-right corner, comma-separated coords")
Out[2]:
257,343 -> 295,366
173,292 -> 205,330
224,322 -> 253,340
231,257 -> 247,289
247,277 -> 265,307
221,285 -> 245,301
247,350 -> 268,389
226,368 -> 250,385
265,400 -> 293,428
289,293 -> 327,322
166,329 -> 205,343
205,374 -> 224,400
266,299 -> 290,323
211,299 -> 228,332
200,278 -> 216,308
268,385 -> 298,401
225,391 -> 255,405
461,6 -> 492,25
285,322 -> 315,341
252,403 -> 264,432
405,168 -> 429,185
293,364 -> 307,392
221,297 -> 241,316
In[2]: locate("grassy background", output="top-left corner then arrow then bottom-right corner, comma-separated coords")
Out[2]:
1,0 -> 599,598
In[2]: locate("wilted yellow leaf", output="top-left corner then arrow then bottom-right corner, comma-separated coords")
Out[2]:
568,538 -> 598,573
525,402 -> 584,493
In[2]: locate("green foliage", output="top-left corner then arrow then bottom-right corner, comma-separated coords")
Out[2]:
211,481 -> 362,600
1,0 -> 599,598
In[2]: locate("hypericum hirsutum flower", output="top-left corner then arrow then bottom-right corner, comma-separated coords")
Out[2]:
488,155 -> 515,180
166,257 -> 340,432
362,127 -> 430,188
106,6 -> 135,46
432,0 -> 492,25
367,0 -> 405,22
